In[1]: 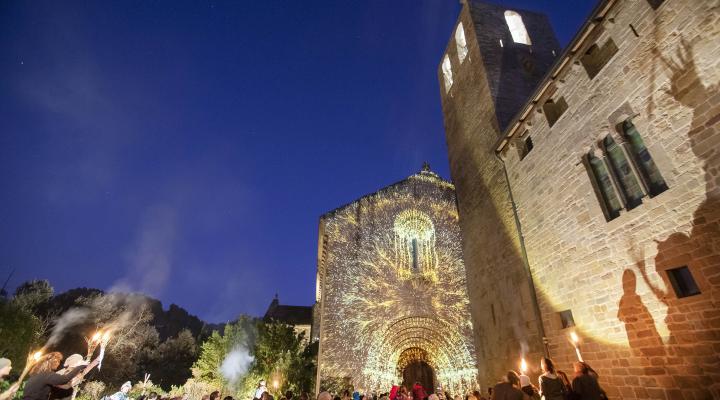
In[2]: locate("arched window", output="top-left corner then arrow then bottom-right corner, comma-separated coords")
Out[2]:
442,55 -> 453,93
587,152 -> 623,221
504,11 -> 531,45
603,136 -> 645,210
455,23 -> 468,63
621,120 -> 668,197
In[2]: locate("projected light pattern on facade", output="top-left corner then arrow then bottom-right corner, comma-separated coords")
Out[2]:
316,169 -> 478,394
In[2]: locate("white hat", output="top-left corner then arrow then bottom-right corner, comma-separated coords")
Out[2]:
64,354 -> 84,368
121,381 -> 132,390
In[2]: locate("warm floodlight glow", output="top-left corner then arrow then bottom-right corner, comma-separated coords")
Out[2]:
504,11 -> 531,45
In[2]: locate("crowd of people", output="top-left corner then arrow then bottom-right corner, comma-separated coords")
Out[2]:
311,358 -> 606,400
0,352 -> 605,400
487,358 -> 606,400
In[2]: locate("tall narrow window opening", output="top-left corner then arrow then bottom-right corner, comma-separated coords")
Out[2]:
455,23 -> 468,63
587,152 -> 623,221
621,120 -> 668,197
411,238 -> 418,272
603,136 -> 645,209
442,55 -> 453,93
504,11 -> 532,45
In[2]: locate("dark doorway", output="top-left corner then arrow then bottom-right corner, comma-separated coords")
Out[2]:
402,361 -> 434,394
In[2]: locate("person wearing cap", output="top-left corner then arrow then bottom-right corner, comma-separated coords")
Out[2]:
109,381 -> 133,400
0,358 -> 11,380
0,358 -> 21,400
49,354 -> 86,400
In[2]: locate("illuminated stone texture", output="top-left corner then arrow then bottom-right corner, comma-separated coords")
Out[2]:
315,168 -> 478,394
439,0 -> 720,398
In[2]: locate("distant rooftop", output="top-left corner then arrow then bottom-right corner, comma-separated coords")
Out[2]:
263,295 -> 313,326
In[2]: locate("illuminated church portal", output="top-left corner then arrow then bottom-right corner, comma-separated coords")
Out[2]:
314,166 -> 478,393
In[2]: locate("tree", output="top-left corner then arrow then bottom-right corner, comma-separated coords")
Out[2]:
12,280 -> 53,314
78,293 -> 160,387
192,321 -> 251,390
0,299 -> 43,377
242,322 -> 316,397
146,329 -> 198,390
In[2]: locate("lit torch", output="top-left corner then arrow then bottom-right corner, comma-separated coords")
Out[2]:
15,349 -> 45,389
85,330 -> 103,362
570,331 -> 583,362
97,330 -> 111,370
519,358 -> 528,375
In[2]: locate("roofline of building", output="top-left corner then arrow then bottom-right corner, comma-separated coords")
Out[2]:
493,0 -> 617,153
320,170 -> 455,218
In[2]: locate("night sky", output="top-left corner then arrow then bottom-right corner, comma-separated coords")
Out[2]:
0,0 -> 597,322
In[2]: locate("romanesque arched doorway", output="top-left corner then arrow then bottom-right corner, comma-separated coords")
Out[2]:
398,347 -> 435,392
402,361 -> 434,392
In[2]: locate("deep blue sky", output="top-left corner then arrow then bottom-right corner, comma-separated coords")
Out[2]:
1,0 -> 596,322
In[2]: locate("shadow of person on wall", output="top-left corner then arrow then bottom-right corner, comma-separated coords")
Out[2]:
617,269 -> 666,361
619,38 -> 720,398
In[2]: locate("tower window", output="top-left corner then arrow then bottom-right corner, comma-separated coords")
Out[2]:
580,38 -> 619,79
455,23 -> 468,63
542,96 -> 568,127
442,55 -> 453,93
667,266 -> 700,298
504,11 -> 532,45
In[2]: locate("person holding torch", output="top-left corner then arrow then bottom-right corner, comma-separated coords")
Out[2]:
23,346 -> 105,400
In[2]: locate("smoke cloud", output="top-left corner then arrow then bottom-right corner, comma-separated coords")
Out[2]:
46,307 -> 90,346
220,346 -> 254,385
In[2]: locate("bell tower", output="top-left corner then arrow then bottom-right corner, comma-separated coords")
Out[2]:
438,1 -> 560,386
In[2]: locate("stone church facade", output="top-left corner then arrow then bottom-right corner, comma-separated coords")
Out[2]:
314,168 -> 478,395
438,0 -> 720,398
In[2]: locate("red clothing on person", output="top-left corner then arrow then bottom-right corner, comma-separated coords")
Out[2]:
412,384 -> 427,400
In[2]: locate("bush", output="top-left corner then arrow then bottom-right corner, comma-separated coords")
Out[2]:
81,381 -> 106,400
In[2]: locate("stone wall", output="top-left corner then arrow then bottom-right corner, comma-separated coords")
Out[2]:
499,0 -> 720,398
448,0 -> 720,398
437,1 -> 560,389
440,0 -> 720,397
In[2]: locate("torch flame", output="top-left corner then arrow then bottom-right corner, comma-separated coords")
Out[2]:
102,331 -> 111,342
570,331 -> 579,344
520,358 -> 528,374
32,351 -> 43,361
92,331 -> 102,342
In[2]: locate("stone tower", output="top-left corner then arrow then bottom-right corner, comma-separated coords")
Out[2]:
314,168 -> 478,394
437,1 -> 560,386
